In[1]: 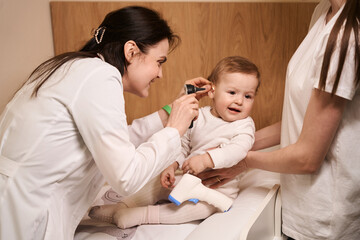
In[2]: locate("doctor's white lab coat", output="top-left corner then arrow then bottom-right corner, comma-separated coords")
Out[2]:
0,58 -> 181,239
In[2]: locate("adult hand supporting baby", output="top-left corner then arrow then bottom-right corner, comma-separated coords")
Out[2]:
197,160 -> 248,189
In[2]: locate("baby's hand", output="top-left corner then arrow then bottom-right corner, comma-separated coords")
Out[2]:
182,153 -> 214,175
160,163 -> 178,188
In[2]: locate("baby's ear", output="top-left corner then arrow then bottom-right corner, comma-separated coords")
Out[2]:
208,85 -> 215,99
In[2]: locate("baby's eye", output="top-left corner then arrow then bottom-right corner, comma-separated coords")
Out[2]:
228,91 -> 236,95
245,94 -> 253,99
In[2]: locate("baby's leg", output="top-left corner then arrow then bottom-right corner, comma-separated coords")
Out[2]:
159,201 -> 217,224
89,175 -> 170,223
113,201 -> 217,229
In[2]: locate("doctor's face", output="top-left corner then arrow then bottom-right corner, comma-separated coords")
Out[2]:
123,39 -> 169,98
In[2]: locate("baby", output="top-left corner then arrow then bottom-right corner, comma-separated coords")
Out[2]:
89,56 -> 260,228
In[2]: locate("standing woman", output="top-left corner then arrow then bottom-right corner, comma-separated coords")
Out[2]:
199,0 -> 359,239
0,6 -> 209,240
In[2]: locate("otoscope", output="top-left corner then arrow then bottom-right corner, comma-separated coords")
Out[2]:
184,84 -> 206,128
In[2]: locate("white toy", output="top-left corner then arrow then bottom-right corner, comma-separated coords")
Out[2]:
168,173 -> 233,212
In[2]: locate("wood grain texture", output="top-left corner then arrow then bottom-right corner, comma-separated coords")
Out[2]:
50,1 -> 316,130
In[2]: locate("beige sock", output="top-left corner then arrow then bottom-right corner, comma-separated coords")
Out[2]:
88,202 -> 128,223
89,175 -> 168,223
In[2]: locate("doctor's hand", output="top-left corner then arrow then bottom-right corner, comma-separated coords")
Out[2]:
166,94 -> 199,136
179,77 -> 212,100
182,153 -> 214,176
197,160 -> 248,189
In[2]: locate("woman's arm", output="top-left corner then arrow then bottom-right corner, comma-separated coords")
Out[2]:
252,121 -> 281,151
246,89 -> 347,174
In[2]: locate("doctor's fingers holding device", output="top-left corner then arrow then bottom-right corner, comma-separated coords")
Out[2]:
167,94 -> 199,136
179,77 -> 212,100
165,77 -> 211,136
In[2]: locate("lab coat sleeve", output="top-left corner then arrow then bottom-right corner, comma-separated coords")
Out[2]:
207,118 -> 255,169
128,112 -> 164,148
70,65 -> 181,196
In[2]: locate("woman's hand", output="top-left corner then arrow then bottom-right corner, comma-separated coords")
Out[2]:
158,77 -> 211,128
179,77 -> 212,100
166,94 -> 199,136
197,160 -> 248,189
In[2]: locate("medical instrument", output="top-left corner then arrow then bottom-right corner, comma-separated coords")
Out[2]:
184,84 -> 206,128
168,173 -> 233,212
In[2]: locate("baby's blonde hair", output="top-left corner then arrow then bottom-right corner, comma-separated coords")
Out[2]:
208,56 -> 261,93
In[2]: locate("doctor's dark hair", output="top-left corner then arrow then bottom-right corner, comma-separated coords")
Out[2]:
29,6 -> 180,96
208,56 -> 261,93
318,0 -> 359,94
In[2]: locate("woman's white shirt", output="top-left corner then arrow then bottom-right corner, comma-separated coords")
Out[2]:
281,1 -> 360,239
0,57 -> 181,239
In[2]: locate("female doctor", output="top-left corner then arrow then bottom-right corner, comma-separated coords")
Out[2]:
199,0 -> 359,239
0,6 -> 210,240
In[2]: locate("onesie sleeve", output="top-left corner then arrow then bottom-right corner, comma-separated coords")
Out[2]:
175,130 -> 191,167
207,118 -> 255,169
70,65 -> 181,196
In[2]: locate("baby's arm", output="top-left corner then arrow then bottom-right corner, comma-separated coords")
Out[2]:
175,130 -> 191,167
208,120 -> 255,169
182,153 -> 214,175
160,161 -> 179,188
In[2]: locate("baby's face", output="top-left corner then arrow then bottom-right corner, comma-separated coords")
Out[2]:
209,72 -> 258,122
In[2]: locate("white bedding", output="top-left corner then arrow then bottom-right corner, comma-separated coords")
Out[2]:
74,184 -> 200,240
75,167 -> 279,240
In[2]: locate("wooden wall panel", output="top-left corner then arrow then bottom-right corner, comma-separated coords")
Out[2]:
50,1 -> 316,130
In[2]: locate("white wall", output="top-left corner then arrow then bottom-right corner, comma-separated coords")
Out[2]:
0,0 -> 319,113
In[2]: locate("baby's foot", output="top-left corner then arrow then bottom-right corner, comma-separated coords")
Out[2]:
89,205 -> 113,223
88,203 -> 125,223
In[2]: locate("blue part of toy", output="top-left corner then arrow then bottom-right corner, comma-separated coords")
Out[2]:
224,206 -> 232,212
188,198 -> 199,204
168,195 -> 181,206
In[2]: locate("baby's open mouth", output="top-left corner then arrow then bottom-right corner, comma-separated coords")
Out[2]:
228,107 -> 240,112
